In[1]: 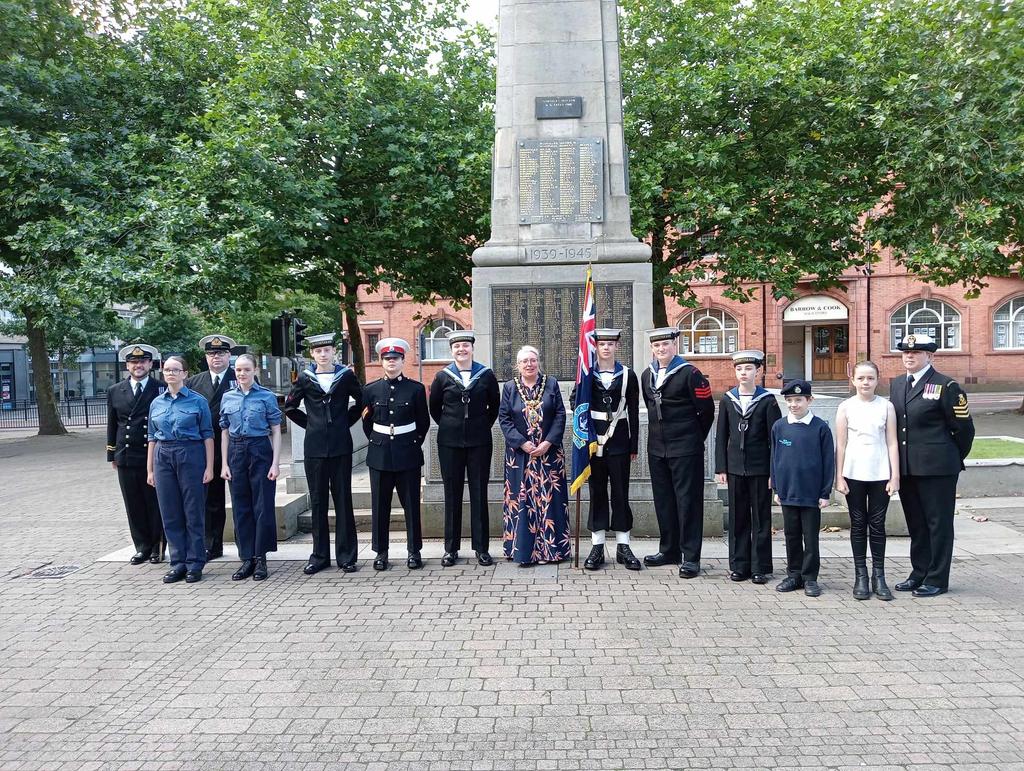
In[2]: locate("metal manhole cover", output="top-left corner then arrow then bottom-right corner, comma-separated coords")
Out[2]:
25,565 -> 81,579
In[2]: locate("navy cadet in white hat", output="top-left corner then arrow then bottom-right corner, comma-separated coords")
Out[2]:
571,329 -> 642,571
283,332 -> 364,574
714,350 -> 782,584
427,330 -> 501,567
362,337 -> 430,571
185,334 -> 238,561
107,344 -> 165,565
640,327 -> 716,578
890,333 -> 975,597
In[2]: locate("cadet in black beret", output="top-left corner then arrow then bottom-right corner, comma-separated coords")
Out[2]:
890,333 -> 975,597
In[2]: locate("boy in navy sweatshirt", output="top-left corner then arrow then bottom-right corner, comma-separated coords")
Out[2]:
770,380 -> 835,597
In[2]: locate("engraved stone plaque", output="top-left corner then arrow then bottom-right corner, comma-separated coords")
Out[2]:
517,138 -> 604,224
491,283 -> 634,380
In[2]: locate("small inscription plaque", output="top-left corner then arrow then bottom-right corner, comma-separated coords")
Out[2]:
536,96 -> 584,120
523,244 -> 593,263
491,283 -> 634,381
517,138 -> 604,224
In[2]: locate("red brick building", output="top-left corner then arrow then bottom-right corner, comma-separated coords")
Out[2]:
356,256 -> 1024,392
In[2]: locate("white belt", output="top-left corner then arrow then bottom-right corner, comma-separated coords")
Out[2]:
590,411 -> 611,421
372,422 -> 416,436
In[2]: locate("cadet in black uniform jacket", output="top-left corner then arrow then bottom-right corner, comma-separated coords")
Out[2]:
185,334 -> 238,560
640,328 -> 716,578
889,334 -> 975,597
570,329 -> 642,571
428,330 -> 500,567
362,338 -> 430,571
283,333 -> 364,574
714,350 -> 782,584
107,344 -> 165,564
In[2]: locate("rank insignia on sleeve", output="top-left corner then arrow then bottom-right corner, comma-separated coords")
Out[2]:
695,385 -> 713,399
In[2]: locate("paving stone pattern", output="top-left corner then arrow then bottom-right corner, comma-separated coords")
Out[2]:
2,431 -> 1024,769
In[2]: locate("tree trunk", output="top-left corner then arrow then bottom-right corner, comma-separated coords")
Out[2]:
1017,394 -> 1024,415
650,222 -> 669,327
342,279 -> 365,382
24,306 -> 67,436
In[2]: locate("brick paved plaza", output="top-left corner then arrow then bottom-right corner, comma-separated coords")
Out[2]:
2,430 -> 1024,770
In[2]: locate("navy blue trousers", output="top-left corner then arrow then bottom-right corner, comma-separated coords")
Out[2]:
154,441 -> 207,572
227,436 -> 278,559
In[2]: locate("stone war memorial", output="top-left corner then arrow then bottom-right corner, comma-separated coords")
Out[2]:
421,0 -> 728,535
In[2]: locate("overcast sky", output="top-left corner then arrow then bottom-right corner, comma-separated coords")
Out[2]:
461,0 -> 498,30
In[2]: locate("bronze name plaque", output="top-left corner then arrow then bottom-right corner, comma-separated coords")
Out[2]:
517,138 -> 604,225
491,283 -> 634,381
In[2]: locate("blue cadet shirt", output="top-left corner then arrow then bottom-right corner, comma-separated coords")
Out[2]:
219,382 -> 283,437
148,386 -> 214,442
769,413 -> 836,507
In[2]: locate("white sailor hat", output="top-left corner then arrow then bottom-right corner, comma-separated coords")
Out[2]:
119,343 -> 160,362
594,329 -> 622,342
199,334 -> 237,353
647,327 -> 680,343
731,349 -> 765,366
896,333 -> 938,352
447,330 -> 476,346
303,333 -> 337,350
376,337 -> 410,359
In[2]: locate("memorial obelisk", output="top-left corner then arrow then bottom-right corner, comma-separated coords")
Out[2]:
471,0 -> 653,380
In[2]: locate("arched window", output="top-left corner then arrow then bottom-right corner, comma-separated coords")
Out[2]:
420,317 -> 464,361
677,308 -> 739,355
994,296 -> 1024,350
889,299 -> 961,351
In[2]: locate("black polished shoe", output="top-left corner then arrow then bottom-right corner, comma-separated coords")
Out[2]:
729,571 -> 750,582
804,580 -> 822,597
373,553 -> 389,571
232,559 -> 255,581
616,544 -> 642,571
476,551 -> 494,567
407,552 -> 423,570
185,569 -> 202,583
751,573 -> 772,585
149,552 -> 163,564
679,562 -> 700,579
441,551 -> 458,567
912,584 -> 947,597
130,552 -> 148,565
644,552 -> 678,567
895,578 -> 921,592
339,562 -> 358,573
775,576 -> 803,593
303,558 -> 329,576
205,548 -> 223,562
252,558 -> 268,582
162,568 -> 187,584
583,545 -> 605,571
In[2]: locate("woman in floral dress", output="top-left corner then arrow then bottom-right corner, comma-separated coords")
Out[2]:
498,346 -> 572,565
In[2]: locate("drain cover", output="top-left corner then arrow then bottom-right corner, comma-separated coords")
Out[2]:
26,565 -> 81,579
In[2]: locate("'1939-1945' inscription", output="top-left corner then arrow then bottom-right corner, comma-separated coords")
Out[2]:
524,245 -> 593,263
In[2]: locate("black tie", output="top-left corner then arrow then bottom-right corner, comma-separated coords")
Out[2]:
134,382 -> 141,398
213,374 -> 220,390
905,376 -> 914,399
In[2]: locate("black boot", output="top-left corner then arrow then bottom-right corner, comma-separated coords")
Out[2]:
871,565 -> 893,601
583,545 -> 605,570
616,544 -> 642,571
852,560 -> 870,600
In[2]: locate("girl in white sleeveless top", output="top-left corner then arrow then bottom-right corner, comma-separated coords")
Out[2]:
835,361 -> 900,601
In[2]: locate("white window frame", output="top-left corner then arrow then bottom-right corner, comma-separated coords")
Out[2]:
420,318 -> 464,362
677,308 -> 739,356
889,299 -> 962,352
993,296 -> 1024,350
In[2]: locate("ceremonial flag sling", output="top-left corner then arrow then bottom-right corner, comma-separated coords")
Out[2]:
570,267 -> 598,566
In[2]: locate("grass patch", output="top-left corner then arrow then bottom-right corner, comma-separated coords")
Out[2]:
968,438 -> 1024,459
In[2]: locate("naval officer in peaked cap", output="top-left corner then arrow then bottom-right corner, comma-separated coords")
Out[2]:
889,333 -> 975,597
186,334 -> 238,561
362,337 -> 430,571
641,327 -> 716,578
107,344 -> 166,564
428,330 -> 500,567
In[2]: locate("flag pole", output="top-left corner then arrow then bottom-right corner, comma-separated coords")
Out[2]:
574,490 -> 582,569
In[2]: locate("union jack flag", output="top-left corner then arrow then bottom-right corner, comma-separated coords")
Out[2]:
570,266 -> 598,494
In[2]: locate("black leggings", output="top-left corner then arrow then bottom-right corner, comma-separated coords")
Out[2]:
844,478 -> 889,564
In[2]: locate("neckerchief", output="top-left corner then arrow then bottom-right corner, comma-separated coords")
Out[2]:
303,363 -> 350,394
726,386 -> 773,417
441,361 -> 490,389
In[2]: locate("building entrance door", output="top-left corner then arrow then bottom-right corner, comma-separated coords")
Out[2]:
812,325 -> 849,380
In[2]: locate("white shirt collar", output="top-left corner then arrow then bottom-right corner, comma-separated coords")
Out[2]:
131,376 -> 149,392
787,411 -> 814,425
908,363 -> 932,385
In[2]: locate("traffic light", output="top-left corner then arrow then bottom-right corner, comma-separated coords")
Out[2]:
292,317 -> 308,355
270,313 -> 291,357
